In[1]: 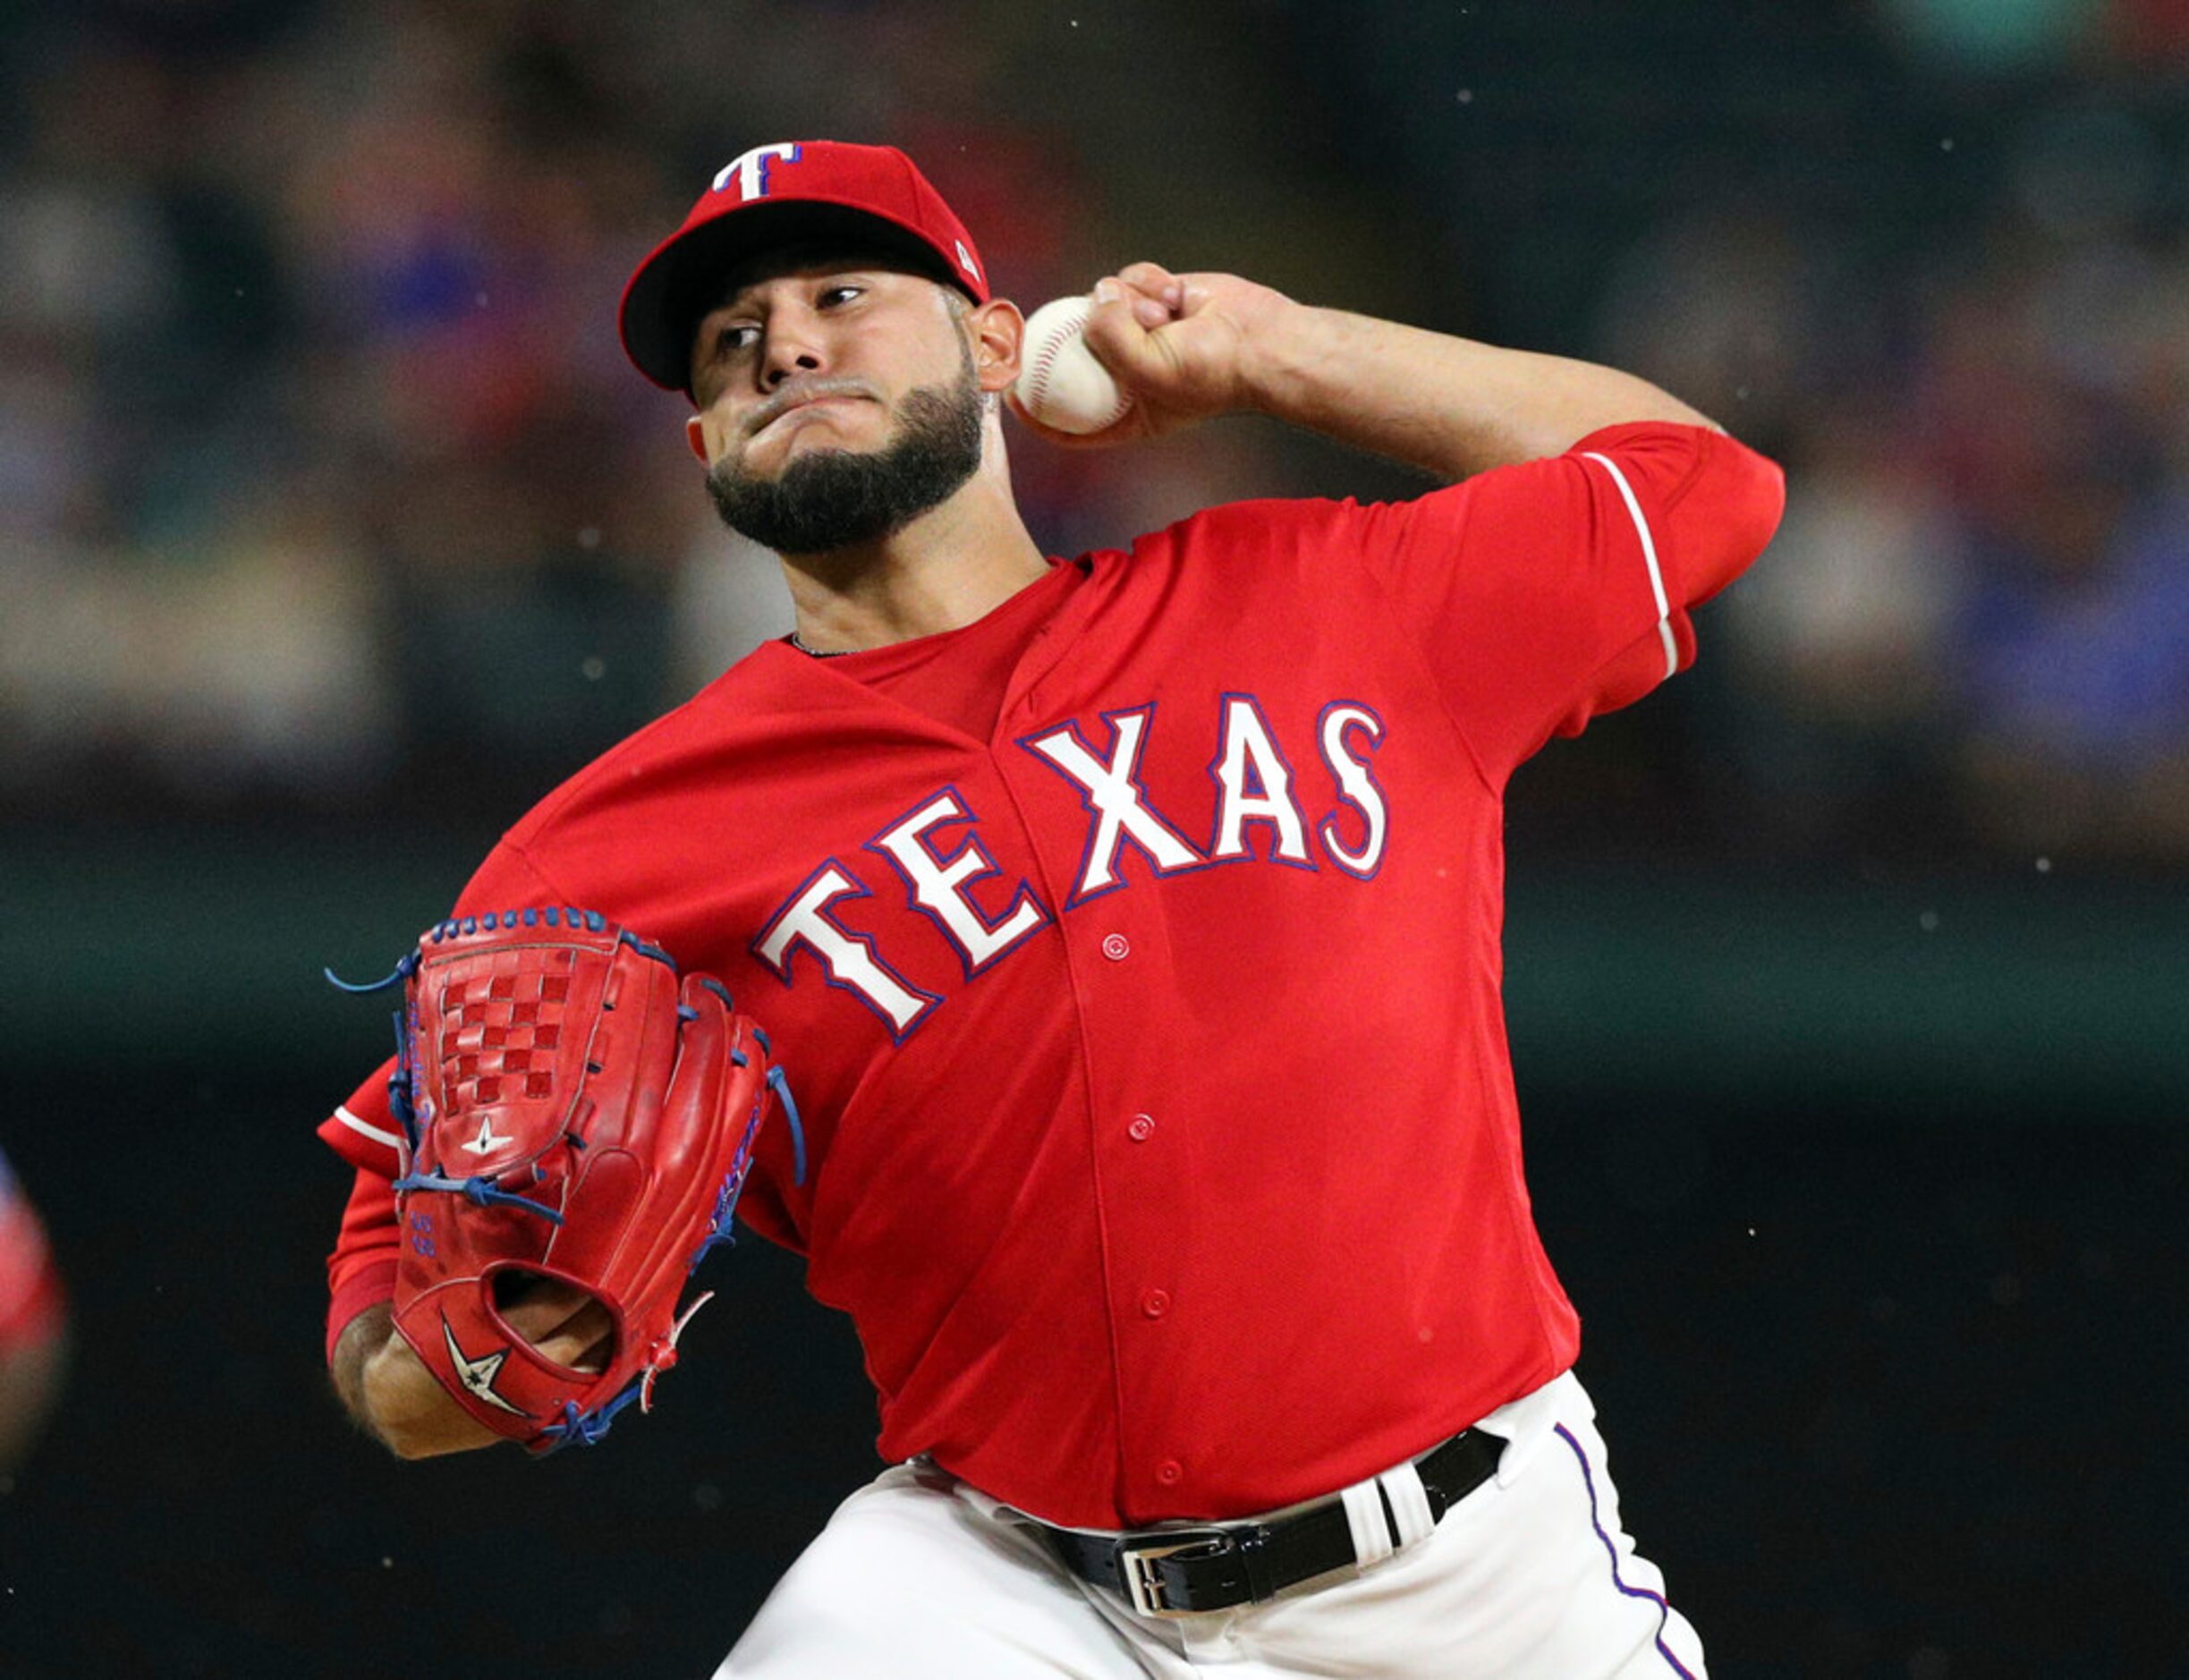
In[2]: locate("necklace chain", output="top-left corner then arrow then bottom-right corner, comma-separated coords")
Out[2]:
787,631 -> 856,658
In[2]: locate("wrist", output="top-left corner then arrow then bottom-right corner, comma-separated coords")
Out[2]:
1234,301 -> 1353,426
360,1321 -> 494,1458
359,1331 -> 427,1443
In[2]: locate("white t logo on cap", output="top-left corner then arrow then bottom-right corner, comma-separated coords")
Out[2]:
713,143 -> 802,201
955,239 -> 980,281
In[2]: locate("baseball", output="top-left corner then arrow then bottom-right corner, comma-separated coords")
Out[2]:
1014,294 -> 1133,435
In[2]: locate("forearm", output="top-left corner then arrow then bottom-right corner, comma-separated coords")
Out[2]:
1243,304 -> 1719,481
331,1302 -> 499,1459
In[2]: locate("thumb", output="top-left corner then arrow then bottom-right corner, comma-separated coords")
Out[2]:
658,973 -> 734,1163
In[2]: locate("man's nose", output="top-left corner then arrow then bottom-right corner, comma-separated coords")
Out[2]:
761,323 -> 825,388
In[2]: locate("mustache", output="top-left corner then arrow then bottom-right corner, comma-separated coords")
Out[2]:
744,376 -> 881,436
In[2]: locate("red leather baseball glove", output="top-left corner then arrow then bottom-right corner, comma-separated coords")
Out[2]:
338,908 -> 803,1452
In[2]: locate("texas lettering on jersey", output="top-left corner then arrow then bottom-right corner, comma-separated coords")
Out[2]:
751,692 -> 1390,1042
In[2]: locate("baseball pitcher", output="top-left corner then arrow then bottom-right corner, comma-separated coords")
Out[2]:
318,141 -> 1783,1676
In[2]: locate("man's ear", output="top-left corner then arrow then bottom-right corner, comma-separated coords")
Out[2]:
685,414 -> 711,464
969,298 -> 1026,395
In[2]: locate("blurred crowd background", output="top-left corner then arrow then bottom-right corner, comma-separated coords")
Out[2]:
4,4 -> 2187,1677
4,0 -> 2185,864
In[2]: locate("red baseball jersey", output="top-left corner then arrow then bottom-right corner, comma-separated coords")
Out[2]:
323,420 -> 1783,1529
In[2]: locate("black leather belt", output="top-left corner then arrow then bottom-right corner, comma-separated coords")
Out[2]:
1037,1426 -> 1506,1617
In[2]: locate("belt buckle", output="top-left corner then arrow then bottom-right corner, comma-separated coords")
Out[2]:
1116,1527 -> 1232,1618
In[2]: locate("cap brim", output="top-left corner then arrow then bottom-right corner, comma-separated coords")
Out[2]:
620,199 -> 976,395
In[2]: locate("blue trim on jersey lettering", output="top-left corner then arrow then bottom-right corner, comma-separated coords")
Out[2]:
1314,699 -> 1391,881
863,784 -> 1053,983
750,858 -> 940,1045
1016,703 -> 1209,912
1203,692 -> 1318,873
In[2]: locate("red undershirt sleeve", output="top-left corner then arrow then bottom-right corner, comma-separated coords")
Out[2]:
325,1168 -> 399,1364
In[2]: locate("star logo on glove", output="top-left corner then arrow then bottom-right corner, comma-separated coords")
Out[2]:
441,1317 -> 530,1416
462,1117 -> 510,1156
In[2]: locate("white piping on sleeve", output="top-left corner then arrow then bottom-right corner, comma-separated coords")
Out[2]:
1582,450 -> 1678,680
333,1105 -> 402,1151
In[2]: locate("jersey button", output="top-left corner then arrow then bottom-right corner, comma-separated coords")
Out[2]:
1127,1114 -> 1156,1141
1141,1288 -> 1170,1319
1101,933 -> 1131,961
1156,1459 -> 1183,1486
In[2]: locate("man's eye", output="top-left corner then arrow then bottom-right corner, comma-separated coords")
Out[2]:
716,325 -> 759,356
820,284 -> 864,308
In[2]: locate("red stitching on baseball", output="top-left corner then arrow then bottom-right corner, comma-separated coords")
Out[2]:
1027,320 -> 1070,410
1024,303 -> 1124,426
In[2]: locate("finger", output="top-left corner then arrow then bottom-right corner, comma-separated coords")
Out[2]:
1117,261 -> 1183,310
1084,278 -> 1165,383
499,1277 -> 598,1338
1105,280 -> 1171,330
532,1302 -> 615,1373
504,1285 -> 615,1370
1108,267 -> 1179,330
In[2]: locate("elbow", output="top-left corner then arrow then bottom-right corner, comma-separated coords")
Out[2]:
380,1426 -> 453,1463
1733,447 -> 1789,566
1684,438 -> 1787,605
348,1379 -> 466,1461
352,1333 -> 499,1459
329,1356 -> 421,1458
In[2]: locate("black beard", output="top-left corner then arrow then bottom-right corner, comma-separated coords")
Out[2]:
705,371 -> 985,556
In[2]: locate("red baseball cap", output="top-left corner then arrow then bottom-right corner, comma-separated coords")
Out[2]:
618,140 -> 990,395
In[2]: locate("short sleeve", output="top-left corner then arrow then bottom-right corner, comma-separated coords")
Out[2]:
1345,422 -> 1784,781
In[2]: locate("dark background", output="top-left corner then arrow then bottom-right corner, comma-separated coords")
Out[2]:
3,1 -> 2186,1676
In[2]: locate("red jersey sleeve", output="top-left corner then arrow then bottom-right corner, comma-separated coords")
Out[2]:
1348,421 -> 1784,781
325,1169 -> 399,1362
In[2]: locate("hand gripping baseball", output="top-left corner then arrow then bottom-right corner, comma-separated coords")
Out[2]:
331,910 -> 806,1453
1007,263 -> 1294,448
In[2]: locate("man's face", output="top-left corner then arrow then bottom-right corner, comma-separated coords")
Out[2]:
686,257 -> 986,556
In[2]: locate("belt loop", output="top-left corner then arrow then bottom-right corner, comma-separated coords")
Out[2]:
1339,1480 -> 1396,1565
1377,1460 -> 1437,1547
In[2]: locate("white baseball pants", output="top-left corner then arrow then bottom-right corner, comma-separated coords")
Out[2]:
716,1371 -> 1707,1679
